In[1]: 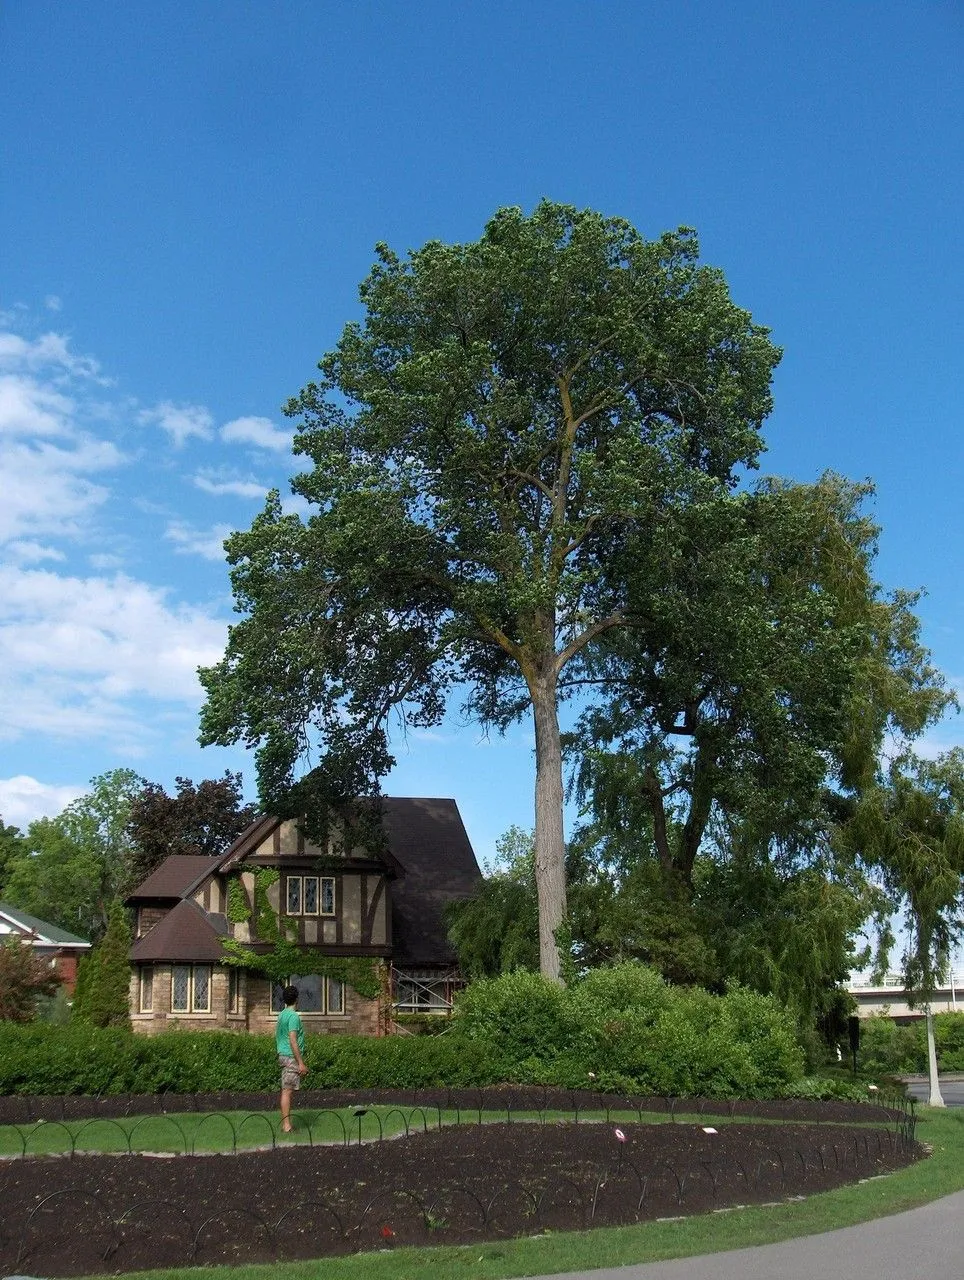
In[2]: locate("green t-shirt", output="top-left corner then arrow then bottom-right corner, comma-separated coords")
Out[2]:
276,1006 -> 305,1058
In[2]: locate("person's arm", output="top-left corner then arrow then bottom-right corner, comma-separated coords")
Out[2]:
288,1026 -> 308,1074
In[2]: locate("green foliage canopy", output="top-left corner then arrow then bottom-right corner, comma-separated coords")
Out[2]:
3,770 -> 142,942
199,201 -> 781,979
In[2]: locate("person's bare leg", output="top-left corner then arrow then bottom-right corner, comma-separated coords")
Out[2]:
281,1087 -> 293,1132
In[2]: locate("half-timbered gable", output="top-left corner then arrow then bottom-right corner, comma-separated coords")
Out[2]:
127,796 -> 481,1036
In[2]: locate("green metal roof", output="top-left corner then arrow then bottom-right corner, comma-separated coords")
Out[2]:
0,902 -> 91,946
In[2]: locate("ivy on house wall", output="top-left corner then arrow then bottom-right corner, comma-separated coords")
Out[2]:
226,875 -> 251,924
222,868 -> 382,1000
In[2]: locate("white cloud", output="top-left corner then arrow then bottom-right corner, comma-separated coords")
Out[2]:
5,540 -> 66,564
88,552 -> 125,570
164,521 -> 234,561
0,775 -> 84,830
221,415 -> 292,452
0,565 -> 228,750
45,296 -> 63,313
0,435 -> 121,543
0,373 -> 74,437
0,331 -> 126,546
141,400 -> 214,446
192,470 -> 267,498
0,331 -> 103,381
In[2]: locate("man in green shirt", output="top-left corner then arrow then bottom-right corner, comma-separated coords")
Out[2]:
276,984 -> 308,1133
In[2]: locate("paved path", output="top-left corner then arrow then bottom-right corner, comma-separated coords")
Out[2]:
521,1190 -> 964,1280
902,1073 -> 964,1107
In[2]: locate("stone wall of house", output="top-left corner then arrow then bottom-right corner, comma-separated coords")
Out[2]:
129,964 -> 386,1037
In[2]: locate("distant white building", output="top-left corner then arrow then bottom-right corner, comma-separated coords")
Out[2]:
847,971 -> 962,1020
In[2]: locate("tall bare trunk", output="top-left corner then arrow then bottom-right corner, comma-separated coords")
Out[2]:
531,673 -> 567,983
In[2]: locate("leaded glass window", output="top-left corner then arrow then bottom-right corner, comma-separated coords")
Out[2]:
320,877 -> 335,915
303,876 -> 319,914
171,965 -> 190,1012
192,965 -> 211,1012
286,876 -> 302,914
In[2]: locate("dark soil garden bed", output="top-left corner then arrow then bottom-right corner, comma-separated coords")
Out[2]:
0,1100 -> 922,1277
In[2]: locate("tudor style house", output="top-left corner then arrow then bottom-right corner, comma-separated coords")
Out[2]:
126,797 -> 482,1035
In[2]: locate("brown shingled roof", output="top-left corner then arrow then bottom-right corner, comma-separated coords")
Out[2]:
127,855 -> 220,901
382,797 -> 482,967
129,899 -> 228,963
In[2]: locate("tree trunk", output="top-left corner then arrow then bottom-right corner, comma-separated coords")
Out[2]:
925,1008 -> 946,1107
531,674 -> 567,983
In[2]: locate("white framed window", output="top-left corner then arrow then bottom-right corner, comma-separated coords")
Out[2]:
285,876 -> 336,917
171,964 -> 212,1013
269,973 -> 346,1015
139,966 -> 153,1013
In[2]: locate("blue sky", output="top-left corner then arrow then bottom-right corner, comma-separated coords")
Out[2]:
1,1 -> 962,871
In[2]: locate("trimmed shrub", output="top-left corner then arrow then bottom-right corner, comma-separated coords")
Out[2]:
0,1023 -> 505,1096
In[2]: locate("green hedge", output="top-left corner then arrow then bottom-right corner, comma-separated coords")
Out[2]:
0,1023 -> 505,1096
0,961 -> 811,1099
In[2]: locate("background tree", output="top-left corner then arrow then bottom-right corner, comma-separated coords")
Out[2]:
0,817 -> 25,899
0,937 -> 59,1021
126,772 -> 257,885
200,201 -> 780,980
71,899 -> 132,1027
446,826 -> 540,978
569,474 -> 948,900
3,770 -> 142,941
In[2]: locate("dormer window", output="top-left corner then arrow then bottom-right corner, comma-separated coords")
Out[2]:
285,874 -> 335,916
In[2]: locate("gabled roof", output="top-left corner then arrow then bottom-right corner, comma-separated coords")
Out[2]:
130,899 -> 229,962
0,903 -> 91,948
383,797 -> 483,967
127,855 -> 221,902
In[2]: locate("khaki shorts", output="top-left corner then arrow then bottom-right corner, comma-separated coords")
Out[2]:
279,1054 -> 301,1090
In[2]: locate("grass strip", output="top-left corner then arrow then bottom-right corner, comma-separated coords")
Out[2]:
0,1105 -> 894,1156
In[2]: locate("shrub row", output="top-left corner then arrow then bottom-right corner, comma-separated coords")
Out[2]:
0,1024 -> 504,1096
0,963 -> 807,1099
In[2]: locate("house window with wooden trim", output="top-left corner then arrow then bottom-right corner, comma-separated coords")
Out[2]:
171,964 -> 212,1013
138,966 -> 153,1013
285,876 -> 336,917
269,973 -> 345,1014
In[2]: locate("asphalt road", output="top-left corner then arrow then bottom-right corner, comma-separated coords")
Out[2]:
524,1189 -> 964,1280
902,1074 -> 964,1107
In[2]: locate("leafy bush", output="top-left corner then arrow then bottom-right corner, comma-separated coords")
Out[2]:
933,1012 -> 964,1070
450,961 -> 805,1097
855,1017 -> 923,1075
453,969 -> 571,1062
0,960 -> 809,1099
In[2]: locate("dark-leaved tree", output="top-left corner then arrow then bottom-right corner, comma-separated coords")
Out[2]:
0,936 -> 59,1022
199,201 -> 780,980
126,772 -> 257,885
